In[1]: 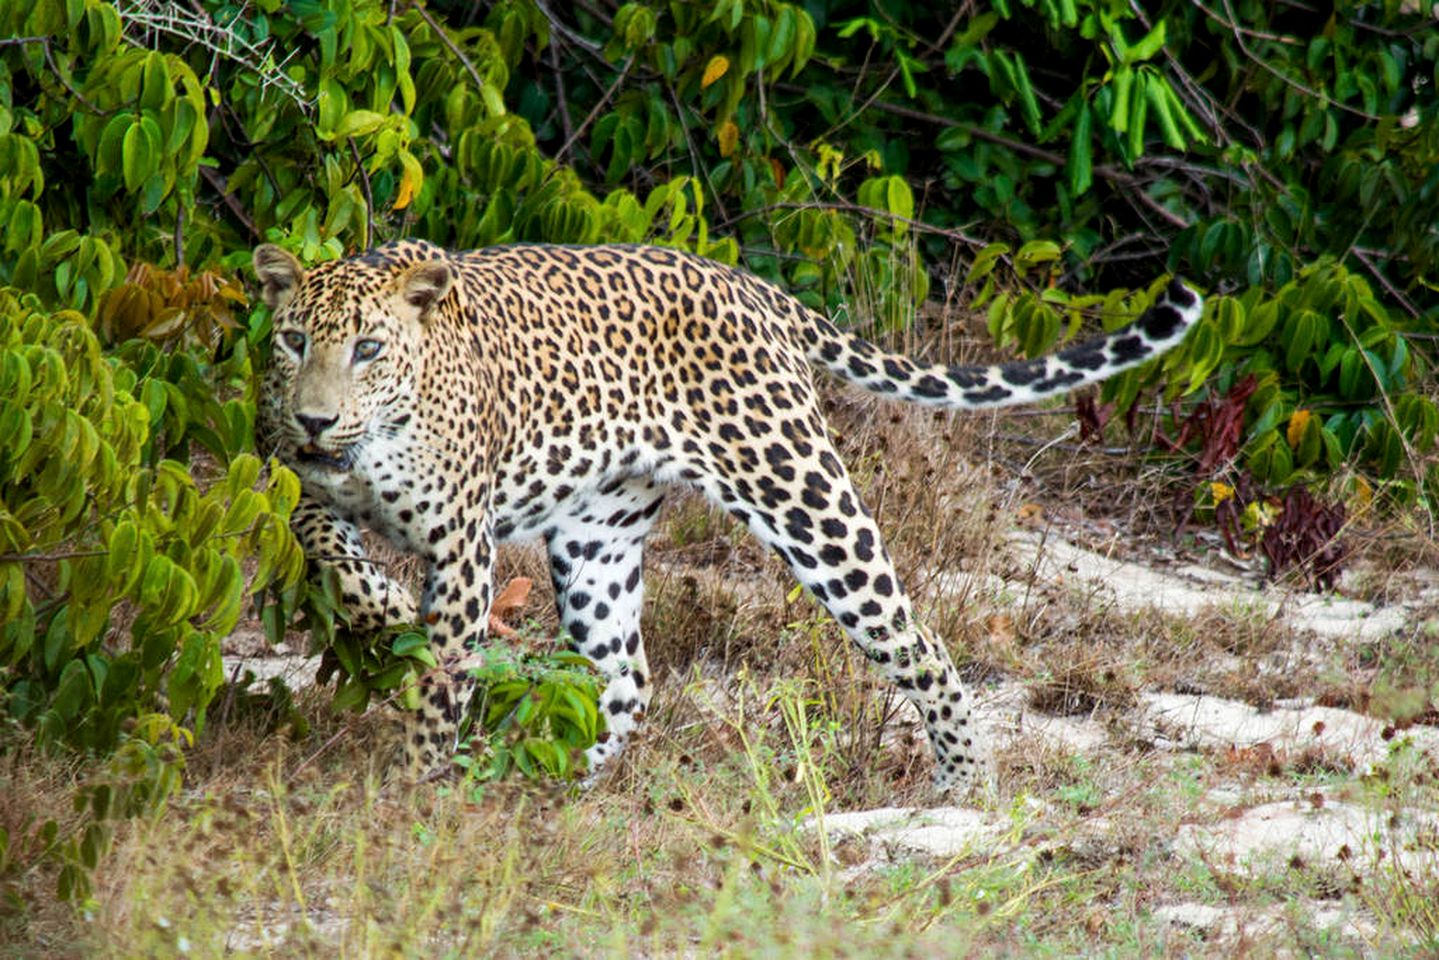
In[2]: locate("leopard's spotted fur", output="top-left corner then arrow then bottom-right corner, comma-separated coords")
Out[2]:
253,240 -> 1201,791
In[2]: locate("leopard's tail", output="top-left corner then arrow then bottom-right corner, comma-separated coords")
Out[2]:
802,278 -> 1202,410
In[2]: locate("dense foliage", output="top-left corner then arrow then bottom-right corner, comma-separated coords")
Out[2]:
0,290 -> 305,752
1,0 -> 1435,782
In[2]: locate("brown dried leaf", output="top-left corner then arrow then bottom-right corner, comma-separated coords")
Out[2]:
488,576 -> 533,637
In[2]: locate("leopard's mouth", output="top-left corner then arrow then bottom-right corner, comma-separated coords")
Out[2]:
294,443 -> 355,472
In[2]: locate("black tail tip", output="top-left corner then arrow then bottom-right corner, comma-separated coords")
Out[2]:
1165,276 -> 1199,309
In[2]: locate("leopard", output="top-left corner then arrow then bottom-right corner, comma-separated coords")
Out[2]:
252,239 -> 1202,793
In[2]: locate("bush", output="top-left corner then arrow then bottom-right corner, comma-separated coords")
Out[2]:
0,289 -> 305,753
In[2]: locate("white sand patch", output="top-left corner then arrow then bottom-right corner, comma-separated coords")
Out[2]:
1174,793 -> 1439,877
222,653 -> 323,689
811,806 -> 1011,861
944,531 -> 1413,643
1152,900 -> 1379,945
977,680 -> 1114,755
1135,692 -> 1439,767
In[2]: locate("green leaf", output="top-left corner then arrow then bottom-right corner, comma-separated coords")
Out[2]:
139,51 -> 171,112
53,659 -> 94,720
105,519 -> 138,588
121,120 -> 152,193
1123,20 -> 1167,64
1010,52 -> 1042,134
885,176 -> 914,221
334,110 -> 387,140
1144,74 -> 1186,150
1237,299 -> 1280,347
391,632 -> 430,658
1109,65 -> 1133,133
1282,309 -> 1326,373
1015,240 -> 1062,275
1068,100 -> 1093,196
1126,71 -> 1149,159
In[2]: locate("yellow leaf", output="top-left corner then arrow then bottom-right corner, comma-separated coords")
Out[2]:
716,119 -> 739,158
394,150 -> 423,210
1209,481 -> 1234,505
394,170 -> 416,210
1349,475 -> 1372,510
701,55 -> 730,89
815,141 -> 844,184
1286,409 -> 1311,448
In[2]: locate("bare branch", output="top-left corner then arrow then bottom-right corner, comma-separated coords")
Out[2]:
556,54 -> 634,164
406,1 -> 488,102
549,31 -> 575,148
1350,247 -> 1422,321
1202,0 -> 1385,123
347,136 -> 376,248
532,0 -> 604,55
2,35 -> 104,113
199,166 -> 261,242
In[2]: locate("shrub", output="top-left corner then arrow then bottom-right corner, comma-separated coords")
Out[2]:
0,290 -> 304,752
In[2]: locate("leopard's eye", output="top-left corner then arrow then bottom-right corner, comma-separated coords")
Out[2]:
279,330 -> 307,356
352,338 -> 384,363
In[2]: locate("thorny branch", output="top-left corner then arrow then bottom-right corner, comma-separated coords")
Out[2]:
116,0 -> 309,108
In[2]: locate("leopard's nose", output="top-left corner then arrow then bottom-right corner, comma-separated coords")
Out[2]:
295,413 -> 337,439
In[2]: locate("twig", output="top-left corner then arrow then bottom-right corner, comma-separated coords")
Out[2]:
286,699 -> 386,783
199,166 -> 261,241
1205,0 -> 1385,122
1136,155 -> 1248,186
993,431 -> 1169,457
407,0 -> 488,102
532,0 -> 604,55
174,203 -> 185,270
917,2 -> 972,56
555,54 -> 634,164
0,548 -> 107,563
347,136 -> 376,248
826,2 -> 969,144
549,33 -> 574,148
117,0 -> 308,108
1335,310 -> 1430,508
571,0 -> 614,26
667,82 -> 729,224
2,36 -> 104,114
1121,181 -> 1191,231
1350,247 -> 1421,321
1060,232 -> 1167,284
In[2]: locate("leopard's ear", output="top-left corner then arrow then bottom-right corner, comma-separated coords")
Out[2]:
396,260 -> 453,320
253,245 -> 305,309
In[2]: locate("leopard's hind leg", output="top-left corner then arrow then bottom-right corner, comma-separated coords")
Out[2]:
678,429 -> 987,793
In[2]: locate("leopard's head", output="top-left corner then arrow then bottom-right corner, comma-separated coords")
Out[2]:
253,243 -> 453,474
